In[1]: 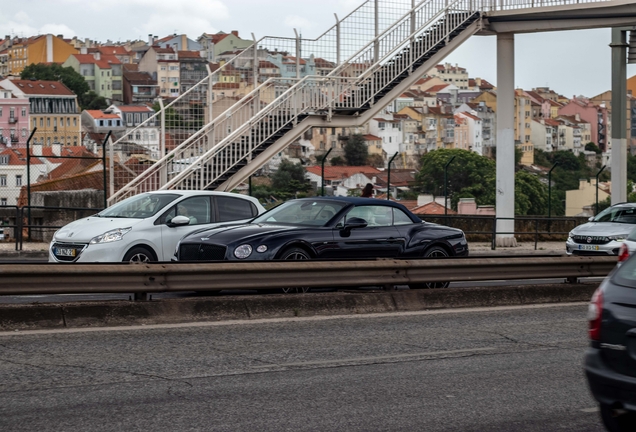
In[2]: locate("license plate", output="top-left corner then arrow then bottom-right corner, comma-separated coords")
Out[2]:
56,248 -> 76,257
578,245 -> 600,251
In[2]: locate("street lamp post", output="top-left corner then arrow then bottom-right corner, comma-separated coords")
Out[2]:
444,155 -> 456,217
321,148 -> 333,196
596,165 -> 606,214
387,152 -> 399,200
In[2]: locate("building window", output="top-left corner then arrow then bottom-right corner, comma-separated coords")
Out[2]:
21,107 -> 26,117
73,118 -> 77,127
0,156 -> 8,165
21,128 -> 26,137
15,175 -> 21,186
0,175 -> 6,187
67,118 -> 70,127
40,118 -> 43,127
0,198 -> 6,206
47,118 -> 50,127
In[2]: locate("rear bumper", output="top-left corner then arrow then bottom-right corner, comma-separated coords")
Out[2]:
585,347 -> 636,411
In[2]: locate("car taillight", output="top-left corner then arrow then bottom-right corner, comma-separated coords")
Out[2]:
618,243 -> 630,262
589,287 -> 603,341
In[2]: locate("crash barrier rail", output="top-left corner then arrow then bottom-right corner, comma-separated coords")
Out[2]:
0,256 -> 616,299
421,215 -> 583,249
19,206 -> 104,249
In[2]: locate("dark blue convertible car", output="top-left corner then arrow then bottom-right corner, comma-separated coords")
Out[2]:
174,197 -> 468,290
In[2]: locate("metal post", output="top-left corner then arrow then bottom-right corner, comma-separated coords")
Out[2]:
25,128 -> 36,242
334,14 -> 341,65
101,131 -> 112,209
387,152 -> 399,200
611,28 -> 628,204
108,135 -> 114,198
248,175 -> 252,197
159,98 -> 166,188
444,155 -> 456,216
294,29 -> 301,80
547,162 -> 559,219
252,33 -> 258,89
374,0 -> 379,62
321,148 -> 333,196
596,165 -> 606,214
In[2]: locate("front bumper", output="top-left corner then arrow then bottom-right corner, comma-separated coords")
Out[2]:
585,347 -> 636,411
49,241 -> 127,263
566,238 -> 622,256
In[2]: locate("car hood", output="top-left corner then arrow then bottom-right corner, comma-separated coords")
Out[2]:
185,223 -> 302,244
53,216 -> 146,243
572,222 -> 634,237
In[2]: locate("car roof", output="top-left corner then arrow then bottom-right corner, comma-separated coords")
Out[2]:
143,190 -> 260,202
294,196 -> 412,210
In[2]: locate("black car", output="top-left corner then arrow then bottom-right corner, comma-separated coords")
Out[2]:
175,197 -> 468,289
585,254 -> 636,431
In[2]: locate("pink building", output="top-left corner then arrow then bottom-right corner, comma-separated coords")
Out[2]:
0,84 -> 30,148
558,97 -> 608,151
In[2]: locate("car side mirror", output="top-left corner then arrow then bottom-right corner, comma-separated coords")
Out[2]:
588,216 -> 594,222
340,217 -> 368,237
167,215 -> 190,227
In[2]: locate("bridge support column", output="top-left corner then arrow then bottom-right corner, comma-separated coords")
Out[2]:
495,33 -> 517,247
611,28 -> 628,204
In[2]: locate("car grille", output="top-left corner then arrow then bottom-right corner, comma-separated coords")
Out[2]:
572,235 -> 609,245
51,242 -> 88,262
179,244 -> 227,261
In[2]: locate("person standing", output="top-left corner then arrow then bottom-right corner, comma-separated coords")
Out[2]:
361,183 -> 373,198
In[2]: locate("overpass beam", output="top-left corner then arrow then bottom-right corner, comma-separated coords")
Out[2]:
611,28 -> 628,204
496,33 -> 517,247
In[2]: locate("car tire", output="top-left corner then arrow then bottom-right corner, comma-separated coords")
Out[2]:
280,247 -> 311,294
123,246 -> 155,263
600,404 -> 636,432
409,246 -> 450,290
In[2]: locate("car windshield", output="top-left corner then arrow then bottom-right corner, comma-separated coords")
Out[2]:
593,206 -> 636,224
98,193 -> 180,219
252,200 -> 348,226
612,254 -> 636,288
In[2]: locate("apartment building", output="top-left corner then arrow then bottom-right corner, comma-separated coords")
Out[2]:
139,46 -> 180,98
0,79 -> 80,147
426,63 -> 470,89
63,51 -> 123,103
0,85 -> 30,147
6,34 -> 77,75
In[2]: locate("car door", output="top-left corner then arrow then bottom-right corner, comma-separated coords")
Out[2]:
157,196 -> 213,260
329,205 -> 403,258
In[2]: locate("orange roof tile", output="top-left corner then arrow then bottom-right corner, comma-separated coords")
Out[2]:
11,80 -> 75,96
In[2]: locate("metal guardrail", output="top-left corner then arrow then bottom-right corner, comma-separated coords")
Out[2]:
0,256 -> 616,298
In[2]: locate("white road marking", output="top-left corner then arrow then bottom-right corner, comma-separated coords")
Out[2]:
0,302 -> 588,337
580,407 -> 599,413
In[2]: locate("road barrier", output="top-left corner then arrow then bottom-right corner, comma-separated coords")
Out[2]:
0,256 -> 616,299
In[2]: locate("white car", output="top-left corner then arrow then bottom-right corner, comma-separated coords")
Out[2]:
49,191 -> 266,263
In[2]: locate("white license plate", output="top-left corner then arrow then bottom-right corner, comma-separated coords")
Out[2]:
578,245 -> 600,251
56,248 -> 76,257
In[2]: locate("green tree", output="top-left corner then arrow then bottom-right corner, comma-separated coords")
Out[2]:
515,171 -> 548,215
344,134 -> 368,166
585,142 -> 601,154
270,160 -> 310,195
330,156 -> 346,166
82,91 -> 108,110
416,149 -> 496,208
21,63 -> 90,107
152,102 -> 182,128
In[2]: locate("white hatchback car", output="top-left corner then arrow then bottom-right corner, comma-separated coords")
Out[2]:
49,191 -> 266,263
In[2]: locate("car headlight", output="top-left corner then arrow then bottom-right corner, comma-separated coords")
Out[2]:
89,227 -> 132,244
256,245 -> 268,253
234,244 -> 253,259
568,231 -> 574,238
607,234 -> 629,241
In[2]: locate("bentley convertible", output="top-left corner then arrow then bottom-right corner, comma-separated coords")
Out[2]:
174,197 -> 468,290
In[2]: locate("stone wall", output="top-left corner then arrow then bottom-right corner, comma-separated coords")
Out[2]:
26,190 -> 104,242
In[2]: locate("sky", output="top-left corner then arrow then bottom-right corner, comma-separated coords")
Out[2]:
1,0 -> 634,98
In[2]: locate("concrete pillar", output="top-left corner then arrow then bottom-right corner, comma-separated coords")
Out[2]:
611,28 -> 627,204
495,33 -> 517,247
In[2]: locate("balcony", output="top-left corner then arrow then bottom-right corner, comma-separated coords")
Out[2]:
10,136 -> 18,143
8,116 -> 17,124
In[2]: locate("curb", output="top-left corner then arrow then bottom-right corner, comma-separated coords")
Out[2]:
0,283 -> 596,331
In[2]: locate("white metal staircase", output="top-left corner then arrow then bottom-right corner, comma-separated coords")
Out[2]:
109,0 -> 614,204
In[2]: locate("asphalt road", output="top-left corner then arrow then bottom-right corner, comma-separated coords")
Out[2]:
0,304 -> 603,431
